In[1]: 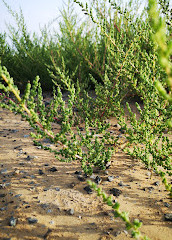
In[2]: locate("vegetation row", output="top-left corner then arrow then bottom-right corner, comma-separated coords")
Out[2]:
0,0 -> 171,239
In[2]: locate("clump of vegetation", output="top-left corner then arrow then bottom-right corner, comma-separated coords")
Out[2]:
0,0 -> 171,239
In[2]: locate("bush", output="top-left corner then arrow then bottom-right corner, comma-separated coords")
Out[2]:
0,0 -> 171,239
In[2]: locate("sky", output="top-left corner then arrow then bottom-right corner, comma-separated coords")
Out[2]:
0,0 -> 81,36
0,0 -> 146,36
0,0 -> 171,38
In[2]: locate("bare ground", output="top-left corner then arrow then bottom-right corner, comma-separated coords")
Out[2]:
0,106 -> 172,240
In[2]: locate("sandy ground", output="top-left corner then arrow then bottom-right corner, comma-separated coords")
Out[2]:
0,106 -> 172,240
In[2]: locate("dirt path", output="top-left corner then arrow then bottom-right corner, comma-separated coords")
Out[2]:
0,107 -> 172,240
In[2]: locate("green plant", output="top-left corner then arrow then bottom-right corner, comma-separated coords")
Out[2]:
114,0 -> 172,196
149,0 -> 172,127
1,0 -> 57,91
88,180 -> 150,240
0,0 -> 172,239
0,64 -> 114,175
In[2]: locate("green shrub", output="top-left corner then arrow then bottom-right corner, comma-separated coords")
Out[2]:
0,0 -> 171,239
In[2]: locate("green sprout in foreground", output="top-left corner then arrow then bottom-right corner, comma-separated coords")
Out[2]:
88,180 -> 150,240
148,0 -> 172,127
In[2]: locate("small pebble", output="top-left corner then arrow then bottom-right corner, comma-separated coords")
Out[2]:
14,194 -> 22,198
27,217 -> 38,224
146,172 -> 151,177
123,230 -> 128,235
13,169 -> 20,175
95,176 -> 102,184
142,187 -> 154,192
77,175 -> 85,182
153,181 -> 160,186
107,176 -> 114,182
49,220 -> 55,225
14,145 -> 22,149
19,162 -> 25,166
90,222 -> 96,226
29,181 -> 35,185
25,205 -> 31,209
90,174 -> 96,180
30,175 -> 36,179
69,182 -> 76,188
38,169 -> 44,175
113,231 -> 121,237
75,171 -> 82,175
118,181 -> 125,186
106,161 -> 111,169
0,193 -> 6,198
119,128 -> 125,134
148,187 -> 154,192
40,203 -> 49,209
0,207 -> 6,211
109,130 -> 114,134
110,188 -> 122,197
164,213 -> 172,221
164,202 -> 170,208
26,155 -> 36,161
84,186 -> 93,194
11,129 -> 18,133
49,167 -> 58,172
114,124 -> 121,129
1,168 -> 8,174
68,208 -> 75,215
9,216 -> 17,227
24,135 -> 29,138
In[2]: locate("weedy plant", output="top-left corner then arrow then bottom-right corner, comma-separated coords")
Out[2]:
0,0 -> 172,239
117,0 -> 172,196
0,0 -> 58,91
73,0 -> 172,194
0,64 -> 114,175
88,180 -> 150,240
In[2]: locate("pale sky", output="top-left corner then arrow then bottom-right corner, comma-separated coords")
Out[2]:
0,0 -> 82,36
0,0 -> 171,37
